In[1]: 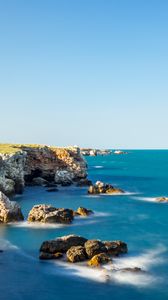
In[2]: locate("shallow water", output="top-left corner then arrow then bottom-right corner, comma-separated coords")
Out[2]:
1,150 -> 168,300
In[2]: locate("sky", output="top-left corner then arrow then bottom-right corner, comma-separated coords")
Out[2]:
0,0 -> 168,149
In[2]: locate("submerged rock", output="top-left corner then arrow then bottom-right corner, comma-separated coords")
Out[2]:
46,188 -> 58,192
104,240 -> 128,256
74,207 -> 93,217
32,177 -> 49,186
0,191 -> 24,223
28,205 -> 73,224
88,253 -> 112,267
40,235 -> 88,254
76,179 -> 93,187
39,252 -> 63,260
119,267 -> 142,273
88,181 -> 124,195
84,240 -> 107,258
66,246 -> 87,262
155,197 -> 168,203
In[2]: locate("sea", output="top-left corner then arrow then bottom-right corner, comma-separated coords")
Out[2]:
0,150 -> 168,300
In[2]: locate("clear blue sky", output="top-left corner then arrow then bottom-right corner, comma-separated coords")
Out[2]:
0,0 -> 168,149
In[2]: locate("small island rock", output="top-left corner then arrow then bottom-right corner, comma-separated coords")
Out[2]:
88,181 -> 124,195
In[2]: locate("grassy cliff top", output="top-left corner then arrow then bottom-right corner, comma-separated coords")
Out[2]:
0,144 -> 76,154
0,144 -> 46,154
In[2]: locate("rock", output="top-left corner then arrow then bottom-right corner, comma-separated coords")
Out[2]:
88,181 -> 124,195
81,148 -> 111,156
46,188 -> 58,192
113,150 -> 127,155
0,191 -> 24,223
104,240 -> 128,256
75,207 -> 93,217
155,197 -> 168,202
0,144 -> 87,195
66,246 -> 87,262
39,252 -> 63,260
76,179 -> 93,187
119,267 -> 142,273
54,170 -> 73,185
84,240 -> 107,258
28,205 -> 73,224
32,177 -> 49,186
0,177 -> 15,195
40,235 -> 88,254
88,253 -> 112,267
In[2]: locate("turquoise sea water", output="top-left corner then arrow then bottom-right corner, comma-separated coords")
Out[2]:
1,150 -> 168,300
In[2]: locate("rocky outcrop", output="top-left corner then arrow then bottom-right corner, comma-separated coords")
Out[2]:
88,181 -> 124,195
88,253 -> 112,267
28,205 -> 74,224
0,191 -> 24,223
28,205 -> 93,224
40,235 -> 87,254
0,150 -> 26,195
0,144 -> 87,195
113,150 -> 128,155
66,246 -> 87,262
39,235 -> 128,268
81,148 -> 111,156
74,207 -> 93,217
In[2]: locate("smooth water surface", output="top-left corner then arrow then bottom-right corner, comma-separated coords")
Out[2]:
1,150 -> 168,300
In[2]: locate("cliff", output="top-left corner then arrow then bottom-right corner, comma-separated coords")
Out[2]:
0,144 -> 87,195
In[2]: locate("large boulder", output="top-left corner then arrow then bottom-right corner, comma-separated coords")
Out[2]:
66,246 -> 87,262
84,240 -> 107,258
88,253 -> 112,267
104,240 -> 128,256
40,235 -> 88,254
0,191 -> 24,223
28,205 -> 74,224
88,181 -> 124,195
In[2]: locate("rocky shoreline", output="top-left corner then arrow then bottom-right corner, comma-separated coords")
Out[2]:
0,144 -> 87,196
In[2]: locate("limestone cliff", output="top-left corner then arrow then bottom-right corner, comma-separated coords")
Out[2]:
0,144 -> 87,195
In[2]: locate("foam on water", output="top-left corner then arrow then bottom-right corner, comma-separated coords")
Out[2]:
10,221 -> 66,229
132,196 -> 162,203
47,245 -> 166,287
0,238 -> 19,251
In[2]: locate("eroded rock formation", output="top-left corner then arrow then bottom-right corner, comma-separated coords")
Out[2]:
0,145 -> 87,195
0,191 -> 24,223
